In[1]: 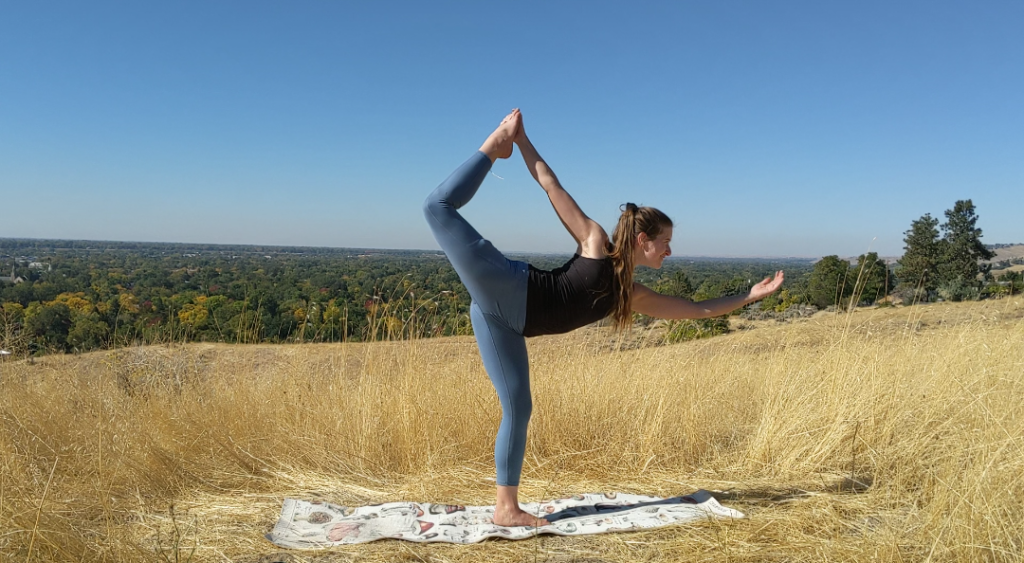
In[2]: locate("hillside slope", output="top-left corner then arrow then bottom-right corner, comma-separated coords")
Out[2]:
991,243 -> 1024,261
1,299 -> 1022,562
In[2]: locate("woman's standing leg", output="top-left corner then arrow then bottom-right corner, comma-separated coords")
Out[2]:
469,303 -> 547,526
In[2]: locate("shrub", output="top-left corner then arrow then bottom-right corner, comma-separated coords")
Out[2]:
937,278 -> 981,302
892,286 -> 930,306
664,317 -> 729,344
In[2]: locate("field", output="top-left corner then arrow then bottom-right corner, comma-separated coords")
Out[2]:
992,245 -> 1024,262
1,299 -> 1023,562
992,264 -> 1024,277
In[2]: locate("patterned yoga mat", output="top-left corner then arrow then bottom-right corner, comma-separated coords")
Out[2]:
266,490 -> 743,547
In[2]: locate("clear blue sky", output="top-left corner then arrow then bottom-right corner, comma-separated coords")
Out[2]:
2,1 -> 1021,257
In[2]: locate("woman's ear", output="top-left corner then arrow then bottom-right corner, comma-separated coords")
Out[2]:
636,232 -> 650,247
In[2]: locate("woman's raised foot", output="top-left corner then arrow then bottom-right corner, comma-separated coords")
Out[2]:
479,109 -> 521,162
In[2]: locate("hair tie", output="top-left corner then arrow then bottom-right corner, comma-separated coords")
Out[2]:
624,202 -> 638,214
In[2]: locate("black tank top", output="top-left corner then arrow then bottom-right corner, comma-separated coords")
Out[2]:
523,254 -> 617,337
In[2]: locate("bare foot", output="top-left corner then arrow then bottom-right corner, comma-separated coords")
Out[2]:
493,505 -> 549,527
479,109 -> 521,162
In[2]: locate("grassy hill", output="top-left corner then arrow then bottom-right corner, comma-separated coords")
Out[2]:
989,244 -> 1024,277
1,299 -> 1023,562
991,244 -> 1024,261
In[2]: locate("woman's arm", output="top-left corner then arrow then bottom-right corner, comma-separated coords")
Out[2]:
515,122 -> 606,256
631,271 -> 785,319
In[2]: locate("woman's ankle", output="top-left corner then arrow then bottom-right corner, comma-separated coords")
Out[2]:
478,144 -> 500,162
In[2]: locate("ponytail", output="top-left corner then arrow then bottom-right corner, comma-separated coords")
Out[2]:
607,203 -> 672,331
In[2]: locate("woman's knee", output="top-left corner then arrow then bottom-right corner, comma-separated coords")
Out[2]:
503,393 -> 533,426
422,193 -> 444,224
519,398 -> 534,424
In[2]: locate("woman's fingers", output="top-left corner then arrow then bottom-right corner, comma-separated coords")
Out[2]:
751,272 -> 784,298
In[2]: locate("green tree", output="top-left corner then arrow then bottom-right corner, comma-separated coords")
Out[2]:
68,314 -> 109,350
808,255 -> 852,309
850,252 -> 893,305
937,200 -> 995,287
654,271 -> 694,299
25,302 -> 73,351
897,213 -> 942,293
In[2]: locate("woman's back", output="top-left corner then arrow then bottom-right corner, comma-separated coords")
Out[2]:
523,254 -> 615,337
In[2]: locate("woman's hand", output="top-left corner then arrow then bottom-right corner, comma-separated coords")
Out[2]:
749,271 -> 785,301
512,108 -> 528,145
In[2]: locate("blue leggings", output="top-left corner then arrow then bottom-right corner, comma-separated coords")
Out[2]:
422,151 -> 532,487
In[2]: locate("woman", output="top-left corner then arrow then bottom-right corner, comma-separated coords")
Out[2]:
423,109 -> 783,527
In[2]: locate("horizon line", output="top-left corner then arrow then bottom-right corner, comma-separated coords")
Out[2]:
2,236 -> 1020,261
0,236 -> 831,260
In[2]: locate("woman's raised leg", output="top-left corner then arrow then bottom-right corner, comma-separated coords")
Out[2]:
421,111 -> 526,311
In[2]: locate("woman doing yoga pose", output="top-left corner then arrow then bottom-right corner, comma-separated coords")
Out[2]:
423,109 -> 784,527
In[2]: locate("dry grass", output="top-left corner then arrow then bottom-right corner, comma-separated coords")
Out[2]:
1,299 -> 1023,562
991,245 -> 1024,262
992,264 -> 1024,277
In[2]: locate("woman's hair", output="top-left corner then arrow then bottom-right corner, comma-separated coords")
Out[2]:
607,203 -> 673,331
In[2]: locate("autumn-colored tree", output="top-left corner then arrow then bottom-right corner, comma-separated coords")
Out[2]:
178,296 -> 210,331
47,292 -> 94,316
118,292 -> 140,314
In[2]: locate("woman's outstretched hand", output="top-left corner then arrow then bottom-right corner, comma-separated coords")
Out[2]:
749,271 -> 785,301
512,108 -> 528,145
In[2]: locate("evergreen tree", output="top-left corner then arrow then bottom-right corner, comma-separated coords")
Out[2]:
808,255 -> 852,309
897,213 -> 942,292
851,252 -> 893,305
938,200 -> 995,286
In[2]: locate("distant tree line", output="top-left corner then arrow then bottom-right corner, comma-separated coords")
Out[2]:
0,240 -> 813,355
1,197 -> 1015,358
986,243 -> 1024,250
0,246 -> 474,355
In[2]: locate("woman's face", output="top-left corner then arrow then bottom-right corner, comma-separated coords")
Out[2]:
636,226 -> 672,269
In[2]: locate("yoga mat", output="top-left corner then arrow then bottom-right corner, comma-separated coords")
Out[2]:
267,490 -> 743,547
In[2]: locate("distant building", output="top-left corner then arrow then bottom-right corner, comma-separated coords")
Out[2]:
0,265 -> 24,285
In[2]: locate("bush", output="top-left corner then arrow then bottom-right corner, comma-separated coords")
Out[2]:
937,278 -> 981,302
892,286 -> 930,305
664,317 -> 730,344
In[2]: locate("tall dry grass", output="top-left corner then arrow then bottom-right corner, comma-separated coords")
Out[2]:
0,299 -> 1022,562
